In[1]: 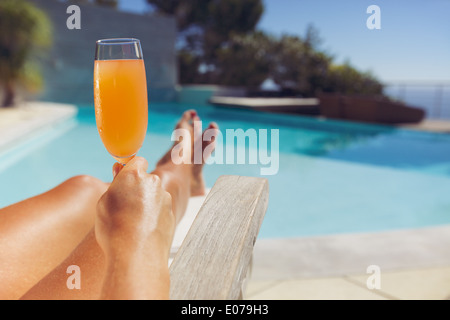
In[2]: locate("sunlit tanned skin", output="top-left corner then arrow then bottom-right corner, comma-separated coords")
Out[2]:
96,157 -> 174,300
0,110 -> 218,300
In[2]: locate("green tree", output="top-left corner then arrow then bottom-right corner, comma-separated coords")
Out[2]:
146,0 -> 212,32
215,31 -> 273,87
148,1 -> 385,97
269,33 -> 331,96
323,62 -> 383,96
72,0 -> 118,7
0,0 -> 52,107
218,26 -> 384,97
95,0 -> 118,9
148,0 -> 264,84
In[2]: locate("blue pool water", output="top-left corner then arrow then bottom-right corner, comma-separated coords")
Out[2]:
1,102 -> 450,238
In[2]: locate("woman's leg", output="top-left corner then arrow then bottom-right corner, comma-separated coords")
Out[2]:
0,175 -> 108,300
19,110 -> 217,300
19,165 -> 191,300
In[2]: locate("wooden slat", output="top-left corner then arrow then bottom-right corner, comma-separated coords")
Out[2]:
169,175 -> 269,300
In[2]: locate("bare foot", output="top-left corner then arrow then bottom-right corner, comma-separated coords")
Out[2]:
156,110 -> 218,196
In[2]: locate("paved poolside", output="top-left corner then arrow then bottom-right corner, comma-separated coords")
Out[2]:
1,101 -> 450,300
246,226 -> 450,299
399,119 -> 450,134
0,101 -> 77,153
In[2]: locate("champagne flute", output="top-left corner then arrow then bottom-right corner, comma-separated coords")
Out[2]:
94,38 -> 148,165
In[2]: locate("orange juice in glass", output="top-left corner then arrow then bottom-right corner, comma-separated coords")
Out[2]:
94,38 -> 148,164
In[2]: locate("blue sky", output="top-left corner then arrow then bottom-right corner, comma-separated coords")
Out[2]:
119,0 -> 450,83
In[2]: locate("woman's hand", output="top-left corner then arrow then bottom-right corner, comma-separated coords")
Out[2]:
95,157 -> 175,299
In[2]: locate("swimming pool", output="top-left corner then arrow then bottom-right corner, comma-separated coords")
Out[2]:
1,102 -> 450,238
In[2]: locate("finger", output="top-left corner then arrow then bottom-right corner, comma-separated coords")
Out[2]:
121,156 -> 149,175
112,162 -> 123,179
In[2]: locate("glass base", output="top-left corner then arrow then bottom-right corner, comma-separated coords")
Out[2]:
111,153 -> 136,165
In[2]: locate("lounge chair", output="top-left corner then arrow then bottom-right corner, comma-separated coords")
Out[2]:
169,175 -> 269,300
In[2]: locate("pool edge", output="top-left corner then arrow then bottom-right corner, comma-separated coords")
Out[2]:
0,101 -> 78,154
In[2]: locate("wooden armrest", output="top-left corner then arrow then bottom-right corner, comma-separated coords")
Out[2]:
169,175 -> 269,300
